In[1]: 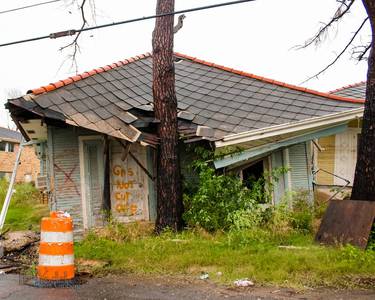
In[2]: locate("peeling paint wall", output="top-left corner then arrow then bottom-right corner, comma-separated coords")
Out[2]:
46,125 -> 155,234
48,126 -> 84,234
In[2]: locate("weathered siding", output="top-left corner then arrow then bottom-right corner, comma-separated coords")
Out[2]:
316,128 -> 360,187
316,135 -> 335,185
334,129 -> 360,186
147,147 -> 157,221
49,126 -> 83,232
271,150 -> 286,204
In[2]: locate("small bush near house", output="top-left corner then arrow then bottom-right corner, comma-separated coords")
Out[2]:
182,148 -> 304,233
182,160 -> 261,232
0,178 -> 48,231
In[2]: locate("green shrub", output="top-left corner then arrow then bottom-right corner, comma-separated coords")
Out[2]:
183,162 -> 259,231
182,147 -> 289,232
289,190 -> 314,233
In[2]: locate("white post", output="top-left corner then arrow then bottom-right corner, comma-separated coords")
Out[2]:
0,143 -> 24,231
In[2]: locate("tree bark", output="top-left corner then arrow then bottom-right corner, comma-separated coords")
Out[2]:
152,0 -> 183,231
351,0 -> 375,200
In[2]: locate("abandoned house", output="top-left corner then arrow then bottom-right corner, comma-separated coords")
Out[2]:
0,126 -> 40,183
312,82 -> 365,199
6,53 -> 364,233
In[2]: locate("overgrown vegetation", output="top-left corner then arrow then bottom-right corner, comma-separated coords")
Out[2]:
182,147 -> 315,234
0,178 -> 48,231
75,147 -> 375,288
75,224 -> 375,289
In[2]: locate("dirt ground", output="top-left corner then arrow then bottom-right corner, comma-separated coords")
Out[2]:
1,273 -> 375,300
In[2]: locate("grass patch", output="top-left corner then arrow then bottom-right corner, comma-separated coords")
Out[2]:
75,224 -> 375,289
0,178 -> 49,231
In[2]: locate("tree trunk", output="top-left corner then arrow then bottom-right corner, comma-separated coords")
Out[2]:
351,0 -> 375,200
152,0 -> 183,231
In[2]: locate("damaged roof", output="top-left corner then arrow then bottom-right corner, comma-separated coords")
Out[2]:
330,81 -> 366,100
7,53 -> 364,142
0,126 -> 22,143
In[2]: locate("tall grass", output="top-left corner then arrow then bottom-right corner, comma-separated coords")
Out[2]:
0,178 -> 48,231
75,225 -> 375,289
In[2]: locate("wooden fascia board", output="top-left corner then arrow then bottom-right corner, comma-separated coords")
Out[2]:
215,108 -> 363,148
214,124 -> 348,169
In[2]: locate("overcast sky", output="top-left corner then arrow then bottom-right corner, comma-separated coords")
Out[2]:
0,0 -> 370,128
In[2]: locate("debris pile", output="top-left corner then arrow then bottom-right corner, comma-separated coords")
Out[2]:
0,230 -> 39,274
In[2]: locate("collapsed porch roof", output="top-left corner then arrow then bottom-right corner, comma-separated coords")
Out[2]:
214,108 -> 363,169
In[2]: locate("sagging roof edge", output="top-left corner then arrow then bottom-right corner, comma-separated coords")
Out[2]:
214,123 -> 348,170
215,108 -> 364,149
7,100 -> 142,144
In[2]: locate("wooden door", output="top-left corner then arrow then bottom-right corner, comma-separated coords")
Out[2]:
81,138 -> 104,228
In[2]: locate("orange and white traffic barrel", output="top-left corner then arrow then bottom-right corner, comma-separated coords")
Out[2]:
37,211 -> 75,281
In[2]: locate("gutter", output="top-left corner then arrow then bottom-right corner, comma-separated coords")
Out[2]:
215,108 -> 363,148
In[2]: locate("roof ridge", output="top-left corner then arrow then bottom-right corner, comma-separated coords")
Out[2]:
328,81 -> 367,94
174,52 -> 365,104
29,52 -> 152,95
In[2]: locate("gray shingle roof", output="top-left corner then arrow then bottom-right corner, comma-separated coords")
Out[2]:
0,127 -> 22,142
8,53 -> 363,141
331,82 -> 366,100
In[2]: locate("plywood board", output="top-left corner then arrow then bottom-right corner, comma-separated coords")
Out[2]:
316,200 -> 375,249
111,143 -> 149,222
316,135 -> 335,185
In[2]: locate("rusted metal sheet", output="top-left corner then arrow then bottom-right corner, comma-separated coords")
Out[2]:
316,200 -> 375,249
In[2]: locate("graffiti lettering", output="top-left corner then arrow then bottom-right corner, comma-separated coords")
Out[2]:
112,165 -> 134,177
112,163 -> 141,217
115,191 -> 131,202
115,180 -> 134,189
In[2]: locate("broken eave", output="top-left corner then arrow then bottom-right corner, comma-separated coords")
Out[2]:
213,108 -> 364,169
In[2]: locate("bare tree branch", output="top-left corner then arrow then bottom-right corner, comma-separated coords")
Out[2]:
295,0 -> 356,50
59,0 -> 92,73
301,17 -> 369,84
352,43 -> 372,61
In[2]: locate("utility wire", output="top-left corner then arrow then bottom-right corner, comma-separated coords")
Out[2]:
0,0 -> 255,48
0,0 -> 61,15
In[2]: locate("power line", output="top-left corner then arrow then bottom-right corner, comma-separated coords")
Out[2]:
0,0 -> 61,15
0,0 -> 256,48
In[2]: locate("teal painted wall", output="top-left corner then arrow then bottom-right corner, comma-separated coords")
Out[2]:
147,147 -> 157,222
